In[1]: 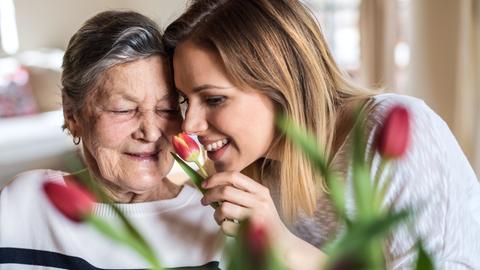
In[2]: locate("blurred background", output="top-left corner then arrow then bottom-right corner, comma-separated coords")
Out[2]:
0,0 -> 479,187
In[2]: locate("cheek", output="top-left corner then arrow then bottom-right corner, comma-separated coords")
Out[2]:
238,102 -> 276,154
92,116 -> 135,148
95,149 -> 121,177
212,103 -> 275,147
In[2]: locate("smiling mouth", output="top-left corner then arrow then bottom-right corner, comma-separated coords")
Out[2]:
204,138 -> 230,152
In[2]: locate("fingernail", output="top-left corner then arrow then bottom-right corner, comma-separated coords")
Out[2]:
201,180 -> 208,188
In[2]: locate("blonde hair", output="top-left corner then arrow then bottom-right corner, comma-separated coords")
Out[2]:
164,0 -> 374,222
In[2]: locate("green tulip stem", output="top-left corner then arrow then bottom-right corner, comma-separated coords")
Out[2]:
373,159 -> 388,193
194,160 -> 208,178
87,215 -> 164,270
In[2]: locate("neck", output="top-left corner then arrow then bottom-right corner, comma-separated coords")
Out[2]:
71,169 -> 182,203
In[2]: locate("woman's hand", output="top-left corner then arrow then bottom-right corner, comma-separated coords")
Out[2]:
200,171 -> 328,270
200,171 -> 286,237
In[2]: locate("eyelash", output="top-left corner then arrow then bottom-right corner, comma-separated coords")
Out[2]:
177,95 -> 227,110
112,109 -> 135,114
205,96 -> 226,107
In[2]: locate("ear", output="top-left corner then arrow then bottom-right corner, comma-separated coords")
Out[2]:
63,106 -> 83,137
63,109 -> 82,137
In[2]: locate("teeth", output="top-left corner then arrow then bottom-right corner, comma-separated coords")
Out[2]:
205,139 -> 229,151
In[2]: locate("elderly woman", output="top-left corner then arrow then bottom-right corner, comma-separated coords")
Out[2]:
0,11 -> 224,269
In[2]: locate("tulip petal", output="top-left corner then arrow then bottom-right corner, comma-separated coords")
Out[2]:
43,180 -> 94,222
378,106 -> 411,159
172,133 -> 201,162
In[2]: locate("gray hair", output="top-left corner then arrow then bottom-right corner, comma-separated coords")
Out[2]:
61,10 -> 164,129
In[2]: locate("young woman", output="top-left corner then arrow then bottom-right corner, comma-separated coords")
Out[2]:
164,0 -> 480,269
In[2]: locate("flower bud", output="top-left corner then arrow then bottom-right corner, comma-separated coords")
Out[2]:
172,133 -> 201,162
43,180 -> 94,223
377,106 -> 411,159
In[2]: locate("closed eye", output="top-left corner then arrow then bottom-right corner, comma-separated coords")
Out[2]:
111,109 -> 136,114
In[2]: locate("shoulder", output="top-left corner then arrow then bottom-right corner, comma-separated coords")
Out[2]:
366,93 -> 443,130
1,169 -> 66,216
364,93 -> 465,173
0,170 -> 66,245
364,94 -> 478,209
1,169 -> 64,197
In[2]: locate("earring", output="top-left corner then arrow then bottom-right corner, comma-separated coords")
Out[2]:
73,136 -> 81,145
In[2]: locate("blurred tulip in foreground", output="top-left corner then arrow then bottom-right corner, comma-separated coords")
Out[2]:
377,106 -> 411,159
43,180 -> 94,223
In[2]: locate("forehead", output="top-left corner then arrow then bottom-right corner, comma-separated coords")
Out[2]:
173,41 -> 230,90
96,56 -> 175,101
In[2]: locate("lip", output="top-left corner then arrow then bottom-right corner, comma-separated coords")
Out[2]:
206,141 -> 230,161
124,151 -> 159,161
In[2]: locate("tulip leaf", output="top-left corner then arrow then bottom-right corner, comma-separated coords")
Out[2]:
415,242 -> 435,270
328,209 -> 409,261
171,152 -> 220,209
276,115 -> 328,175
71,169 -> 153,253
69,169 -> 161,267
276,115 -> 346,215
351,108 -> 374,220
171,152 -> 206,192
87,215 -> 164,270
110,204 -> 155,254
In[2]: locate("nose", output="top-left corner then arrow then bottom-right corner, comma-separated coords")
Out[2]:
182,105 -> 208,135
133,111 -> 161,142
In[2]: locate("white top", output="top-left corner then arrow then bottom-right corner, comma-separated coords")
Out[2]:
291,94 -> 480,270
0,169 -> 225,269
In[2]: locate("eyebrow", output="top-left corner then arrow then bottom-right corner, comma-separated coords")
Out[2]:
110,91 -> 176,103
177,84 -> 233,95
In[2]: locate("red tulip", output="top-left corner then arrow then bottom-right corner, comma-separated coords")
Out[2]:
245,220 -> 270,266
172,133 -> 200,162
377,105 -> 411,159
43,180 -> 95,223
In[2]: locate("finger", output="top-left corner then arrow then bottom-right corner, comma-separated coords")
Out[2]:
203,171 -> 268,195
221,219 -> 239,237
213,202 -> 251,225
202,185 -> 257,208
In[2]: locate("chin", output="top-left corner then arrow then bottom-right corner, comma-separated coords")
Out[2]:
214,160 -> 247,173
125,175 -> 161,191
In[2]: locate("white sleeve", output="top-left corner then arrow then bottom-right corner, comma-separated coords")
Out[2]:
367,96 -> 480,270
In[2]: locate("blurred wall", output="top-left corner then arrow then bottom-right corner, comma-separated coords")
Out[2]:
409,0 -> 460,127
13,0 -> 188,51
